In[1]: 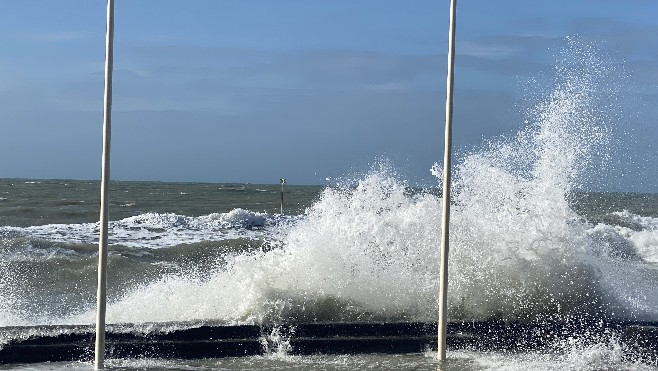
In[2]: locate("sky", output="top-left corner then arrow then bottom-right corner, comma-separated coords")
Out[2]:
0,1 -> 656,190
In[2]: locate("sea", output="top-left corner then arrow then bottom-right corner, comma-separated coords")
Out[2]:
2,43 -> 658,370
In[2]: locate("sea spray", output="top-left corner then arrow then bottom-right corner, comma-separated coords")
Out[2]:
0,244 -> 17,327
445,40 -> 658,322
57,169 -> 437,325
2,40 -> 656,332
57,40 -> 658,326
0,239 -> 38,327
445,39 -> 615,321
260,325 -> 295,358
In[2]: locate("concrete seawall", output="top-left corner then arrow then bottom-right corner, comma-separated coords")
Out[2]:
1,321 -> 656,364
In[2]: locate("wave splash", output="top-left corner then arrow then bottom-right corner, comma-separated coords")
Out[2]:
4,40 -> 658,328
88,40 -> 658,325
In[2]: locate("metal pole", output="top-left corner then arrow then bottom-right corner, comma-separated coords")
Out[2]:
279,178 -> 286,214
438,0 -> 457,361
95,0 -> 114,369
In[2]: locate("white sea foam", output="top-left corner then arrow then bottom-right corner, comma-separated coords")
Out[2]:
587,219 -> 658,264
463,340 -> 654,371
63,164 -> 657,325
0,208 -> 288,249
607,211 -> 658,263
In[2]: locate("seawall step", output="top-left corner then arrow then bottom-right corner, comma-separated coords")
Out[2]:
1,321 -> 656,364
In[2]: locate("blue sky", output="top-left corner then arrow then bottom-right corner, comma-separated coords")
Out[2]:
0,1 -> 656,190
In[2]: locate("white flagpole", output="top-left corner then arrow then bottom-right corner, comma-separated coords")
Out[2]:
95,0 -> 114,369
438,0 -> 457,361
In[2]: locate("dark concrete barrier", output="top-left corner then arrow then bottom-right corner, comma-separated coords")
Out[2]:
0,324 -> 263,364
2,320 -> 657,364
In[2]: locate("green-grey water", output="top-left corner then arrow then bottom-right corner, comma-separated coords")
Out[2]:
1,177 -> 658,370
0,179 -> 323,227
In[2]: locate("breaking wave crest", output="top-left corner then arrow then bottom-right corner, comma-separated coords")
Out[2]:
2,40 -> 657,330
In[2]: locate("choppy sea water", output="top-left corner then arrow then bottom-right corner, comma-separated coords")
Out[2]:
2,182 -> 657,370
2,41 -> 658,370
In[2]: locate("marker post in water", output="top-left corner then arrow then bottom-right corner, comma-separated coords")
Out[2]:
95,0 -> 114,369
280,178 -> 286,214
438,0 -> 457,362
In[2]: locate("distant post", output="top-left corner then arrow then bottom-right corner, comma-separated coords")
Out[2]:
438,0 -> 457,362
279,178 -> 286,214
95,0 -> 114,369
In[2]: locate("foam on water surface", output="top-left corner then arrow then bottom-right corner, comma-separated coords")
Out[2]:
600,211 -> 658,263
0,208 -> 291,250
